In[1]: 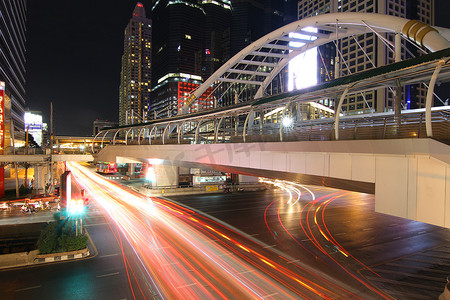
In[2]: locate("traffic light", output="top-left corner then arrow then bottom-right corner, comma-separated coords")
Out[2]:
83,197 -> 89,208
67,199 -> 85,215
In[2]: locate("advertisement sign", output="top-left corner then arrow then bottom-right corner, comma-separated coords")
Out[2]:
0,81 -> 5,198
24,111 -> 43,146
205,185 -> 219,192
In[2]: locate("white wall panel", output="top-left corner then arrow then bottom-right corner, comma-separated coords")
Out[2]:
375,156 -> 408,218
351,155 -> 375,183
306,153 -> 325,176
330,153 -> 352,180
260,152 -> 273,170
416,157 -> 446,227
272,152 -> 287,172
288,153 -> 306,173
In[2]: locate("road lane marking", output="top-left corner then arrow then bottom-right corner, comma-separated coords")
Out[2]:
99,253 -> 119,258
15,285 -> 41,292
393,236 -> 401,240
301,238 -> 311,242
362,227 -> 373,231
250,233 -> 259,237
263,244 -> 277,248
96,272 -> 120,278
334,232 -> 346,236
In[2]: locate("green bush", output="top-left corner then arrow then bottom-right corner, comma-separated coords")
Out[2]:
37,222 -> 58,254
37,219 -> 88,254
58,234 -> 88,252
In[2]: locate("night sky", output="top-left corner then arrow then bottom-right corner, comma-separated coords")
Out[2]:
25,1 -> 450,136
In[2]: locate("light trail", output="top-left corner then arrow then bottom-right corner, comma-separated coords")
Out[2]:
261,178 -> 392,299
67,162 -> 348,299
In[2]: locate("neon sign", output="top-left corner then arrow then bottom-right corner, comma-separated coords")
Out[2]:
0,81 -> 5,151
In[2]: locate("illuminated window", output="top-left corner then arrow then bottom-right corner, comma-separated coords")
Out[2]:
185,34 -> 191,40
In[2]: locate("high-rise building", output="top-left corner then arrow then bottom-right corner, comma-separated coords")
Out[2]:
151,0 -> 216,117
296,0 -> 434,113
119,2 -> 152,126
202,0 -> 232,80
231,0 -> 296,56
0,1 -> 27,140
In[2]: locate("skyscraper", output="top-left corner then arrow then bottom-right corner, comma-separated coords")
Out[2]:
151,0 -> 214,117
0,0 -> 27,137
119,2 -> 152,126
296,0 -> 434,113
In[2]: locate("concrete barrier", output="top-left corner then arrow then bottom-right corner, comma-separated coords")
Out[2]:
0,247 -> 89,269
0,250 -> 38,269
35,247 -> 89,263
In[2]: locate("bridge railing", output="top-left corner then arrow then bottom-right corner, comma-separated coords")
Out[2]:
96,106 -> 450,152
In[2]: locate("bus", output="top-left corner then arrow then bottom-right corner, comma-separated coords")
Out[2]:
96,162 -> 117,174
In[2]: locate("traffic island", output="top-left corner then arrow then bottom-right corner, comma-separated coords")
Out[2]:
35,247 -> 89,263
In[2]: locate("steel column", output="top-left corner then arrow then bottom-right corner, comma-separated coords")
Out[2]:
426,60 -> 445,137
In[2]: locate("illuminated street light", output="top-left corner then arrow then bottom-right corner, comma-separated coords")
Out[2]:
282,116 -> 293,127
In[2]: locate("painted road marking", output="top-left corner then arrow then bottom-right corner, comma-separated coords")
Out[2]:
96,272 -> 120,278
15,285 -> 41,292
99,253 -> 119,258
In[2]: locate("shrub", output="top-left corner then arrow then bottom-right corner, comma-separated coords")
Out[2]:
58,234 -> 88,252
37,219 -> 88,254
37,222 -> 58,254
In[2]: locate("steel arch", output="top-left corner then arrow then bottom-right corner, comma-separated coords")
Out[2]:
182,12 -> 450,111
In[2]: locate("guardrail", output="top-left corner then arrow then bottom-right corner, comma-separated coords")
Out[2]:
94,106 -> 450,152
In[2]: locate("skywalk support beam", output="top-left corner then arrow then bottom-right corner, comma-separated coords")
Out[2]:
426,60 -> 446,137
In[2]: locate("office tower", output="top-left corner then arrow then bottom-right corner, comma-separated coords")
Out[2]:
151,0 -> 220,117
202,0 -> 232,80
296,0 -> 434,113
0,0 -> 27,139
231,0 -> 295,56
119,2 -> 152,126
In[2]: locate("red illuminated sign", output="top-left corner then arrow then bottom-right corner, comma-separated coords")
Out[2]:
0,84 -> 4,151
0,82 -> 5,198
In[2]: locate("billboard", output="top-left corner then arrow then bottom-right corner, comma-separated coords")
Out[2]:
24,111 -> 43,146
0,82 -> 5,198
288,27 -> 318,91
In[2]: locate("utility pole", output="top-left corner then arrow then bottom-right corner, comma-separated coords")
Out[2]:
11,120 -> 19,198
49,102 -> 54,190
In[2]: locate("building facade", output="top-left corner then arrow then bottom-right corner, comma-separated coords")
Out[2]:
151,0 -> 214,117
296,0 -> 434,114
0,0 -> 27,145
119,2 -> 152,126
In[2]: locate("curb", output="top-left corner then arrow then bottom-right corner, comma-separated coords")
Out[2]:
34,248 -> 90,263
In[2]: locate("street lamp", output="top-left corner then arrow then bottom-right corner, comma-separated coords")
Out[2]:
282,116 -> 293,128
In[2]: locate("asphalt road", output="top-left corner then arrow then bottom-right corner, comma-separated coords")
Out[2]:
0,183 -> 449,299
170,186 -> 450,299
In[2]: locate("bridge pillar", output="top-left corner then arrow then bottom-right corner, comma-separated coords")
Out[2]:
238,175 -> 259,184
154,165 -> 179,188
33,165 -> 47,194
